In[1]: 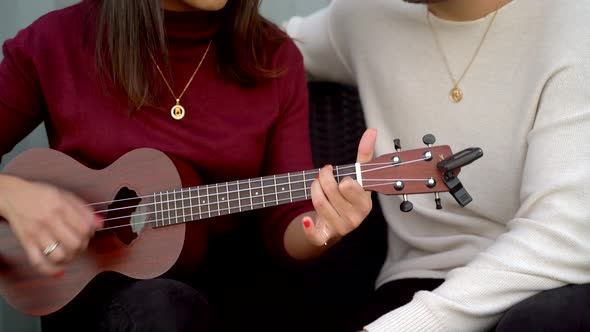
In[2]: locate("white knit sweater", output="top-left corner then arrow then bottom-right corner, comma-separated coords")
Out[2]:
286,0 -> 590,331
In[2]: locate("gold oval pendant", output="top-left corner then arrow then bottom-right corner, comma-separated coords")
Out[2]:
449,87 -> 463,103
171,104 -> 186,120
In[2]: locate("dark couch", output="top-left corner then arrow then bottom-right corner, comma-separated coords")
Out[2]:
301,82 -> 388,332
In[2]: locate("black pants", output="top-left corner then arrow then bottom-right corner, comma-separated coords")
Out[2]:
495,282 -> 590,332
43,276 -> 211,332
353,279 -> 590,332
42,206 -> 388,332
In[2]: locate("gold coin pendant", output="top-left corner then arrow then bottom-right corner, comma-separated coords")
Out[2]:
171,104 -> 186,120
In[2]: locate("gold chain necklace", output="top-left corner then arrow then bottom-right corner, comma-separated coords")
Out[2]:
426,0 -> 503,103
150,40 -> 212,120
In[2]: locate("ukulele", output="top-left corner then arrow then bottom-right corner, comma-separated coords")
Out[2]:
0,134 -> 482,316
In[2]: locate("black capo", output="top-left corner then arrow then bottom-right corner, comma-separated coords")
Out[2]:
437,147 -> 483,207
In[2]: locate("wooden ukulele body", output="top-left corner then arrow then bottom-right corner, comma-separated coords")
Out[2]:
0,148 -> 207,316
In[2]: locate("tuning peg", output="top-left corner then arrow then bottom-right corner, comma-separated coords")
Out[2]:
434,193 -> 442,209
394,138 -> 402,152
400,195 -> 413,212
422,134 -> 436,147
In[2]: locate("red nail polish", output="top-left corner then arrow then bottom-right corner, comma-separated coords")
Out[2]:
94,215 -> 104,227
53,271 -> 64,279
303,219 -> 311,229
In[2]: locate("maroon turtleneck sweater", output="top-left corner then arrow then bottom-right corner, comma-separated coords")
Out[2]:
0,2 -> 314,259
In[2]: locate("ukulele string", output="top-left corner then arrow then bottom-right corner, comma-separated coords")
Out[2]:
92,156 -> 431,218
90,155 -> 431,214
97,192 -> 311,232
96,176 -> 432,232
97,177 -> 432,225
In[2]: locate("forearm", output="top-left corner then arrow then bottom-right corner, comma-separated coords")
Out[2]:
284,6 -> 354,84
0,174 -> 22,218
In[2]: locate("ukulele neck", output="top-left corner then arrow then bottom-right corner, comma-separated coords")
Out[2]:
151,164 -> 358,227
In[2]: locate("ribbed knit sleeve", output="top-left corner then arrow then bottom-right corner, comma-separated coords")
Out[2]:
257,38 -> 315,262
0,24 -> 46,163
283,5 -> 355,84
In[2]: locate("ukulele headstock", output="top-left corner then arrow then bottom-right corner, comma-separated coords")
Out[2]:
360,134 -> 482,212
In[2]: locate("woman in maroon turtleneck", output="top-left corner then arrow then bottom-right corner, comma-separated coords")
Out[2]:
0,0 -> 375,331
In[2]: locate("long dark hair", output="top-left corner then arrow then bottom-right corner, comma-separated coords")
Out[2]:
94,0 -> 284,108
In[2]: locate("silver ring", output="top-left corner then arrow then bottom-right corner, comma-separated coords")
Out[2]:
43,241 -> 60,256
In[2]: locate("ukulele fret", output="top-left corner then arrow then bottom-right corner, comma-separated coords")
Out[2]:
199,185 -> 209,219
214,183 -> 221,217
188,188 -> 194,221
273,175 -> 279,206
195,187 -> 201,220
238,180 -> 251,212
152,193 -> 159,227
333,165 -> 355,184
168,189 -> 175,225
289,171 -> 306,201
182,188 -> 191,222
217,182 -> 229,216
276,174 -> 291,205
174,189 -> 181,224
160,192 -> 166,227
260,177 -> 266,208
287,173 -> 293,202
227,181 -> 240,214
166,191 -> 172,226
250,177 -> 264,209
236,180 -> 242,212
261,176 -> 276,208
179,188 -> 186,223
248,178 -> 254,211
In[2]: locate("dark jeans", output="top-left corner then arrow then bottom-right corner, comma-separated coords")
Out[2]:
496,283 -> 590,332
353,279 -> 590,332
43,276 -> 210,332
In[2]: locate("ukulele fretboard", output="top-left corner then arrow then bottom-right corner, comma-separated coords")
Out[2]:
151,164 -> 357,226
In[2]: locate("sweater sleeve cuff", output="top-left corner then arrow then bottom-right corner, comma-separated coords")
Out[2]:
365,298 -> 446,332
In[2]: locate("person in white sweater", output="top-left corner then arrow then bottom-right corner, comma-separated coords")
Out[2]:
285,0 -> 590,331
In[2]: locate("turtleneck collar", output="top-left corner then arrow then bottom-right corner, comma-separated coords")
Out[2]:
163,9 -> 221,46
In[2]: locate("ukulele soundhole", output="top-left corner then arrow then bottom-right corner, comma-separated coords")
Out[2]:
104,187 -> 148,245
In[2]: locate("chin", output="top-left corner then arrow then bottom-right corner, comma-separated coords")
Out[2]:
183,0 -> 228,11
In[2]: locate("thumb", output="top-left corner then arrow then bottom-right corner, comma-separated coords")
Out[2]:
356,128 -> 377,164
302,216 -> 329,247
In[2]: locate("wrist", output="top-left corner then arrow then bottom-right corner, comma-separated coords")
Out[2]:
0,174 -> 23,218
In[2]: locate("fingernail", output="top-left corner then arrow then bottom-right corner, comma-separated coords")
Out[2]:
302,217 -> 311,229
53,271 -> 64,279
94,215 -> 104,227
